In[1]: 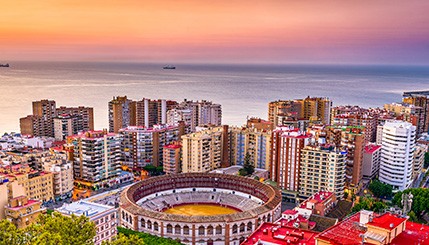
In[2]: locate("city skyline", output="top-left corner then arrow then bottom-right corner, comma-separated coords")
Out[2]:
1,1 -> 429,65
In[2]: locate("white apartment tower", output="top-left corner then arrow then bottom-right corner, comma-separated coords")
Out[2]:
379,120 -> 416,191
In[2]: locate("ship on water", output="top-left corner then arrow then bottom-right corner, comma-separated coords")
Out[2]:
163,65 -> 175,69
0,63 -> 9,67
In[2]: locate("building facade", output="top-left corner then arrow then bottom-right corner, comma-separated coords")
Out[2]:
57,201 -> 118,245
68,130 -> 122,190
379,120 -> 416,191
163,143 -> 182,175
270,127 -> 311,191
229,126 -> 272,170
181,127 -> 225,173
119,125 -> 183,169
268,97 -> 331,127
362,144 -> 381,180
299,144 -> 346,199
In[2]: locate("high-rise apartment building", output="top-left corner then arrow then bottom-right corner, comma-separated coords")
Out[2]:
229,126 -> 272,170
54,114 -> 80,140
163,143 -> 182,175
68,130 -> 122,189
20,100 -> 56,137
181,126 -> 225,173
299,144 -> 346,199
135,98 -> 178,128
108,96 -> 135,133
171,100 -> 222,131
119,124 -> 183,169
20,101 -> 94,138
268,97 -> 331,127
270,127 -> 311,191
32,99 -> 56,137
362,144 -> 381,180
384,103 -> 425,137
41,150 -> 74,200
403,91 -> 429,133
56,106 -> 94,131
379,120 -> 416,191
20,115 -> 44,137
340,126 -> 365,191
324,126 -> 365,191
413,144 -> 426,182
167,108 -> 193,129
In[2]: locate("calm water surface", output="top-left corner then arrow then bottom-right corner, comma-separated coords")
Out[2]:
0,62 -> 428,133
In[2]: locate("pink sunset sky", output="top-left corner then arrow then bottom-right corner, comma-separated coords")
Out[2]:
1,0 -> 428,64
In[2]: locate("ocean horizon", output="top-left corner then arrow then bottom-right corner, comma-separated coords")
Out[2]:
1,61 -> 429,133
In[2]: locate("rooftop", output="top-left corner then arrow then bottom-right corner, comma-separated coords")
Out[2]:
364,144 -> 381,154
317,211 -> 428,245
367,213 -> 407,231
241,222 -> 319,245
56,200 -> 115,219
164,144 -> 182,149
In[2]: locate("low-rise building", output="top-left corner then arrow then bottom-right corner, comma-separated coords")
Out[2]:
5,195 -> 45,229
56,201 -> 118,245
316,210 -> 429,245
241,221 -> 319,245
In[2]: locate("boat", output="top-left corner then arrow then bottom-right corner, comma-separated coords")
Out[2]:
163,65 -> 176,69
0,63 -> 9,68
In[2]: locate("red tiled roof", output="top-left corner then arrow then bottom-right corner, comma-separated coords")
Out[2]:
317,211 -> 424,245
241,222 -> 319,245
164,144 -> 182,149
364,144 -> 381,154
392,222 -> 429,245
283,209 -> 298,215
367,213 -> 406,231
315,212 -> 369,245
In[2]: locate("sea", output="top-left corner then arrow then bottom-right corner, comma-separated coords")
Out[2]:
1,61 -> 429,133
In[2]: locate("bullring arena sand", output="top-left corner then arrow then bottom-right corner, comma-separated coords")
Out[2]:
163,204 -> 238,216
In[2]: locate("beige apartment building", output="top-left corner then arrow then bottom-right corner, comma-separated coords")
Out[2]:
299,144 -> 346,199
181,126 -> 224,173
229,126 -> 272,170
268,97 -> 331,127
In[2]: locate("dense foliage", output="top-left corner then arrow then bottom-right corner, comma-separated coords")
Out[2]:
0,212 -> 96,245
142,165 -> 164,176
118,227 -> 182,245
392,188 -> 429,219
351,197 -> 388,213
368,179 -> 393,199
102,234 -> 144,245
0,213 -> 147,245
239,153 -> 255,177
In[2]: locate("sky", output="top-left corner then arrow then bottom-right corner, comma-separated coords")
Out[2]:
1,0 -> 429,64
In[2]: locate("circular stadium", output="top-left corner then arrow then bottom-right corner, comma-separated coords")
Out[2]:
119,173 -> 282,245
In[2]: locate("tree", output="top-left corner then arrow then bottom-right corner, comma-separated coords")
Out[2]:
0,219 -> 26,245
102,234 -> 144,245
239,153 -> 255,177
393,188 -> 429,220
351,197 -> 387,213
117,227 -> 181,245
408,211 -> 418,222
26,212 -> 96,245
368,179 -> 393,199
